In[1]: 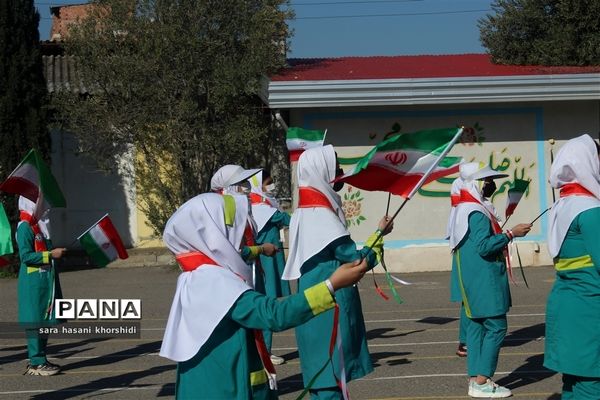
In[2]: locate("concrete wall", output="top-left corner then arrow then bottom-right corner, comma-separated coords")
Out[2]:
289,100 -> 600,272
48,130 -> 137,248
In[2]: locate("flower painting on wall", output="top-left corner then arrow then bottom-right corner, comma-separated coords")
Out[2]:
342,186 -> 366,226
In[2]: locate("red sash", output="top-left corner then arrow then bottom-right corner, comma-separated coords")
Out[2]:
19,211 -> 47,252
249,193 -> 272,206
457,190 -> 502,233
457,189 -> 512,281
175,252 -> 218,272
560,183 -> 595,198
450,194 -> 460,207
298,187 -> 334,211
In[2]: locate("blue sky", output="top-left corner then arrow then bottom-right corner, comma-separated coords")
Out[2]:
36,0 -> 494,58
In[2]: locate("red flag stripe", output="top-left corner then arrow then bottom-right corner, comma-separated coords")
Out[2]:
340,164 -> 459,198
98,217 -> 128,260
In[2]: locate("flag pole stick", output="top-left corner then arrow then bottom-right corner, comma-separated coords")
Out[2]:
364,128 -> 464,257
385,193 -> 392,215
530,207 -> 551,225
76,213 -> 109,240
549,139 -> 557,204
501,215 -> 511,230
322,128 -> 328,144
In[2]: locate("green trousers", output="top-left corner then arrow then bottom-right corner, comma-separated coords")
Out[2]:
562,374 -> 600,400
466,315 -> 507,377
26,330 -> 48,366
458,304 -> 467,344
310,387 -> 342,399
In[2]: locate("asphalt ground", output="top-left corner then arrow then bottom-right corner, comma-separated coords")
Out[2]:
0,265 -> 562,400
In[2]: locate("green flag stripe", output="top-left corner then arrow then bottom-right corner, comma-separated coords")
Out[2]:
80,233 -> 111,267
373,128 -> 459,154
509,179 -> 530,193
0,204 -> 13,256
439,156 -> 463,168
338,156 -> 364,165
286,127 -> 326,141
27,150 -> 66,208
353,128 -> 459,172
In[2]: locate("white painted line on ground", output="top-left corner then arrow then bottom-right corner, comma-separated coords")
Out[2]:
272,336 -> 544,351
362,369 -> 553,381
364,313 -> 545,323
0,385 -> 172,396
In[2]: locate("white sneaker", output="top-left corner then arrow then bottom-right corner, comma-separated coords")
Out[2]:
468,379 -> 512,398
23,362 -> 60,376
269,354 -> 285,365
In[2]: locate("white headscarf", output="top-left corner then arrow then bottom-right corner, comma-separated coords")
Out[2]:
282,145 -> 349,280
210,164 -> 261,193
445,174 -> 465,240
160,193 -> 252,362
447,162 -> 505,249
18,196 -> 51,239
248,172 -> 277,232
547,134 -> 600,258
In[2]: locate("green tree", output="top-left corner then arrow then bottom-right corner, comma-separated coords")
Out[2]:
0,0 -> 51,223
53,0 -> 293,234
479,0 -> 600,65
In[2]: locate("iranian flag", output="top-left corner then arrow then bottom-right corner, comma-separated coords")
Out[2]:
0,149 -> 66,217
505,179 -> 530,218
0,203 -> 13,267
337,128 -> 463,198
78,214 -> 129,267
286,127 -> 326,162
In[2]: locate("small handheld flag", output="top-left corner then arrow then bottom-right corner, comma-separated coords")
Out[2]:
0,203 -> 13,267
286,127 -> 326,162
505,179 -> 530,219
78,214 -> 128,267
0,149 -> 66,217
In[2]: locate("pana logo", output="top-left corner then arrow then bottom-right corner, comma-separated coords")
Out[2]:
102,242 -> 110,250
55,299 -> 142,320
384,152 -> 407,166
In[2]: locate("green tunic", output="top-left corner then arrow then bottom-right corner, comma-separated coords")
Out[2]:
544,208 -> 600,378
453,212 -> 511,319
256,211 -> 291,298
241,245 -> 266,294
17,222 -> 62,326
255,211 -> 291,351
176,282 -> 335,400
296,236 -> 378,389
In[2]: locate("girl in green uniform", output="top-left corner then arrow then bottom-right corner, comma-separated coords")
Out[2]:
159,192 -> 368,399
448,163 -> 531,398
248,170 -> 291,365
282,145 -> 393,399
546,134 -> 600,399
448,170 -> 468,358
17,196 -> 66,376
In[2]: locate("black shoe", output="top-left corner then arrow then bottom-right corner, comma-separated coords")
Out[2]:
456,344 -> 467,357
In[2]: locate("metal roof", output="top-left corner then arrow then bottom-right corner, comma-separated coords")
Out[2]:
263,54 -> 600,108
43,54 -> 89,94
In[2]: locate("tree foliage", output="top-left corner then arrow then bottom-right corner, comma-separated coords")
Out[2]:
53,0 -> 293,234
479,0 -> 600,65
0,0 -> 51,224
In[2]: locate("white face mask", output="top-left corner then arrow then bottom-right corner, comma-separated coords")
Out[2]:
264,183 -> 276,194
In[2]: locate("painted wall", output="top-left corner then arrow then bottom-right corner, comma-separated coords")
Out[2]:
290,100 -> 600,272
